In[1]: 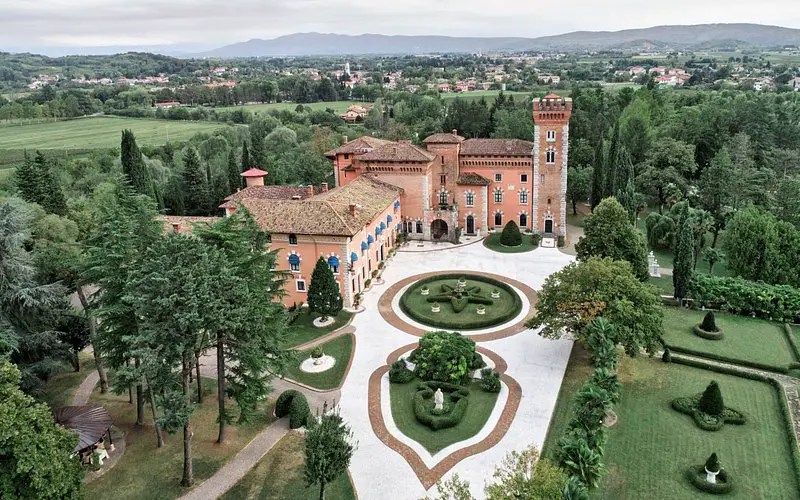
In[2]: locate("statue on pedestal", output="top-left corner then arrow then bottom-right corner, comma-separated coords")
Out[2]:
434,388 -> 444,411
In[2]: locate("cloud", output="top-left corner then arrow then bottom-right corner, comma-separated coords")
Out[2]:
0,0 -> 798,50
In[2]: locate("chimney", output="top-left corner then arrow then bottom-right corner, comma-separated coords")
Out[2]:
307,185 -> 314,197
343,135 -> 348,144
321,182 -> 329,192
349,204 -> 360,216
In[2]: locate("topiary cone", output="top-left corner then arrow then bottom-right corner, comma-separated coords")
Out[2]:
699,381 -> 725,416
701,311 -> 718,332
500,220 -> 522,246
705,452 -> 721,473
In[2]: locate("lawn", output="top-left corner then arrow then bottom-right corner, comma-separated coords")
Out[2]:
0,116 -> 229,151
596,356 -> 800,499
648,274 -> 674,296
41,351 -> 96,408
285,309 -> 353,348
84,376 -> 274,500
399,274 -> 521,330
440,90 -> 535,104
540,343 -> 594,461
661,307 -> 797,371
483,233 -> 538,253
216,100 -> 358,114
285,334 -> 354,391
390,378 -> 500,454
220,431 -> 356,500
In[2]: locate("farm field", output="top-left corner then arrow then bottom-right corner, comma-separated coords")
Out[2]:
217,100 -> 358,114
596,356 -> 799,499
0,116 -> 229,151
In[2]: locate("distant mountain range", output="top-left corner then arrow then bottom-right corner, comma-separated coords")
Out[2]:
198,24 -> 800,58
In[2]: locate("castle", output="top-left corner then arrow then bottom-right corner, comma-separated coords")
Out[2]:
167,94 -> 571,309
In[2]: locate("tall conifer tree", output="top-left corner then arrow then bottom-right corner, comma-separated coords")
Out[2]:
307,257 -> 343,321
182,147 -> 210,215
673,206 -> 695,300
590,141 -> 605,211
120,129 -> 155,199
227,148 -> 241,193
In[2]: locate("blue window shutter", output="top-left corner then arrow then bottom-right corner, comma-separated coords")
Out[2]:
288,254 -> 300,265
328,256 -> 340,267
361,241 -> 368,250
367,234 -> 374,244
387,215 -> 393,223
350,252 -> 358,263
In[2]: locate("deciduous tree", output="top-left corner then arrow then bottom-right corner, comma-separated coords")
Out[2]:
304,403 -> 357,500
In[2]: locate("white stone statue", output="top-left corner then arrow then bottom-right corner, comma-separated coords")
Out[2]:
434,388 -> 444,411
648,251 -> 661,277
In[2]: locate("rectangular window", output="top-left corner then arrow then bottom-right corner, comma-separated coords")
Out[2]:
540,174 -> 545,185
494,173 -> 502,182
465,192 -> 475,207
290,262 -> 300,272
494,190 -> 503,203
344,154 -> 350,160
546,130 -> 556,142
440,175 -> 446,185
416,221 -> 423,234
330,264 -> 339,274
439,191 -> 448,205
296,280 -> 306,292
546,150 -> 556,164
288,234 -> 298,245
520,173 -> 528,183
519,191 -> 528,204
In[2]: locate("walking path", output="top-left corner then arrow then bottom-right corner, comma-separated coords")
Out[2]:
72,371 -> 100,406
671,351 -> 800,445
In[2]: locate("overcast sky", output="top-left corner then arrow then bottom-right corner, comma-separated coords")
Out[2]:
1,0 -> 799,52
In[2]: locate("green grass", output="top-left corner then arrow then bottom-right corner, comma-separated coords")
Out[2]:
84,376 -> 274,500
596,356 -> 799,499
285,334 -> 353,391
440,90 -> 534,103
220,432 -> 355,500
566,212 -> 587,228
483,233 -> 538,253
216,100 -> 358,114
540,343 -> 594,461
648,274 -> 674,296
390,378 -> 500,454
0,116 -> 229,151
661,307 -> 797,370
285,309 -> 353,348
41,351 -> 96,408
400,275 -> 520,330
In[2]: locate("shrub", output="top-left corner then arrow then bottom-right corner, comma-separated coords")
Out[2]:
557,235 -> 565,247
389,360 -> 414,384
693,324 -> 725,340
481,368 -> 501,393
690,274 -> 800,322
413,331 -> 478,384
701,311 -> 719,332
687,465 -> 732,494
662,348 -> 672,363
470,352 -> 486,370
705,452 -> 720,473
412,381 -> 470,430
289,393 -> 310,429
364,278 -> 372,288
275,389 -> 301,418
531,233 -> 541,246
500,220 -> 522,246
699,381 -> 724,416
310,346 -> 323,359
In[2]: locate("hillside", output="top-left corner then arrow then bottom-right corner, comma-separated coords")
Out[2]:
200,23 -> 800,57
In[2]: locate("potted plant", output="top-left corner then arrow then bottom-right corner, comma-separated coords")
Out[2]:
431,302 -> 441,313
311,346 -> 324,365
491,288 -> 500,299
476,305 -> 486,315
421,285 -> 430,296
704,453 -> 721,484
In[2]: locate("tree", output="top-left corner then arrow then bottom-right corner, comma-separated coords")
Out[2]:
14,151 -> 67,215
0,360 -> 83,499
697,147 -> 735,247
699,381 -> 724,416
484,445 -> 569,500
673,206 -> 695,300
307,257 -> 343,322
241,142 -> 251,172
15,151 -> 45,207
194,210 -> 292,443
722,206 -> 786,285
413,331 -> 478,384
526,257 -> 664,357
702,247 -> 724,274
304,403 -> 357,500
774,176 -> 800,228
567,166 -> 592,216
121,129 -> 155,199
182,146 -> 211,216
128,233 -> 237,487
227,147 -> 241,194
590,141 -> 605,210
500,220 -> 522,246
575,198 -> 648,281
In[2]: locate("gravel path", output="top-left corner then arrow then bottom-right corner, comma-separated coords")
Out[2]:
71,371 -> 100,406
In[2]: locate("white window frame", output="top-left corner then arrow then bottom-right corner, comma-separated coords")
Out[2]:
546,148 -> 556,164
330,263 -> 339,274
290,261 -> 300,273
519,190 -> 528,204
494,188 -> 503,204
546,130 -> 556,142
296,279 -> 307,292
494,173 -> 502,182
465,192 -> 475,207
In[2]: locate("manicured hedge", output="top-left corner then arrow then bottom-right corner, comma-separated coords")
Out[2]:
690,274 -> 800,322
662,343 -> 790,374
480,368 -> 501,393
671,394 -> 746,431
686,466 -> 733,494
275,389 -> 301,418
389,360 -> 414,384
289,393 -> 310,429
413,381 -> 470,430
785,324 -> 800,361
693,324 -> 725,340
399,273 -> 523,330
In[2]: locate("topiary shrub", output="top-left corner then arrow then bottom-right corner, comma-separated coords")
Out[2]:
687,455 -> 733,495
412,381 -> 470,430
694,311 -> 724,340
500,220 -> 522,247
699,381 -> 724,416
288,393 -> 310,429
481,368 -> 501,393
662,348 -> 672,363
310,346 -> 324,359
413,331 -> 478,384
389,360 -> 414,384
275,389 -> 301,418
705,452 -> 720,473
701,311 -> 719,332
557,235 -> 565,247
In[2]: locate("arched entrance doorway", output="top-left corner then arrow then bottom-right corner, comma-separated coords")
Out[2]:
466,215 -> 475,235
544,218 -> 554,233
431,219 -> 448,240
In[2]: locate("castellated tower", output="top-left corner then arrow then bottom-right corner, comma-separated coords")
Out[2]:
532,94 -> 572,238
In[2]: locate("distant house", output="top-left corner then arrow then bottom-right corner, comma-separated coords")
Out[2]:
154,101 -> 181,109
629,66 -> 646,75
438,83 -> 452,92
206,81 -> 237,88
339,104 -> 373,123
790,77 -> 800,91
649,66 -> 666,75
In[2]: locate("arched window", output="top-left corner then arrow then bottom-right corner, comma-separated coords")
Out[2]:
416,220 -> 423,233
494,212 -> 503,226
520,213 -> 528,227
546,148 -> 556,164
465,192 -> 475,207
519,189 -> 528,204
494,188 -> 503,204
439,191 -> 448,206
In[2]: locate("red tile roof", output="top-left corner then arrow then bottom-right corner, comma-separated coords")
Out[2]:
358,142 -> 435,162
324,136 -> 394,157
221,185 -> 321,207
459,139 -> 533,156
241,168 -> 268,177
457,172 -> 492,186
423,132 -> 465,144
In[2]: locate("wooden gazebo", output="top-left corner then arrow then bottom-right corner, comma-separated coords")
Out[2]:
54,405 -> 114,453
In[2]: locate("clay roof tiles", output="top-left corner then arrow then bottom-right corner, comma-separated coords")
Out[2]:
457,172 -> 492,186
358,142 -> 435,162
324,136 -> 394,157
459,138 -> 534,156
221,185 -> 321,205
423,132 -> 465,144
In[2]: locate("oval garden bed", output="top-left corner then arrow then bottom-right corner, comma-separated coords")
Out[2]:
399,274 -> 523,330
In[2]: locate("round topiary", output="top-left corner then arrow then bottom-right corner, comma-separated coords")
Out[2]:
480,368 -> 501,393
500,220 -> 523,247
389,359 -> 414,384
288,393 -> 310,429
310,346 -> 324,359
694,311 -> 724,339
699,381 -> 725,417
662,348 -> 672,363
687,455 -> 733,495
275,389 -> 301,418
413,331 -> 478,384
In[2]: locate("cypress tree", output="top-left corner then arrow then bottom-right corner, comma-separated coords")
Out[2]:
604,123 -> 621,198
15,151 -> 45,205
590,140 -> 605,211
500,220 -> 522,246
673,206 -> 695,300
241,142 -> 251,172
182,147 -> 210,216
34,151 -> 67,215
701,311 -> 718,332
227,148 -> 240,193
699,381 -> 724,416
121,129 -> 155,199
307,257 -> 343,321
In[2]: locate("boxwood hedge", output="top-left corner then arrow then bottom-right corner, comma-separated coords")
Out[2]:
413,381 -> 470,430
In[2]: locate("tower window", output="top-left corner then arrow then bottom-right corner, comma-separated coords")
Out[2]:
519,190 -> 528,204
439,191 -> 448,205
540,174 -> 545,184
440,175 -> 446,185
288,234 -> 298,245
546,130 -> 556,142
546,148 -> 556,164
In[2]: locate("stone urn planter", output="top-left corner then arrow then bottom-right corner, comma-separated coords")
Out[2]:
705,467 -> 719,484
311,346 -> 324,366
457,277 -> 467,287
491,289 -> 500,299
420,286 -> 430,296
431,302 -> 441,313
476,305 -> 486,315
